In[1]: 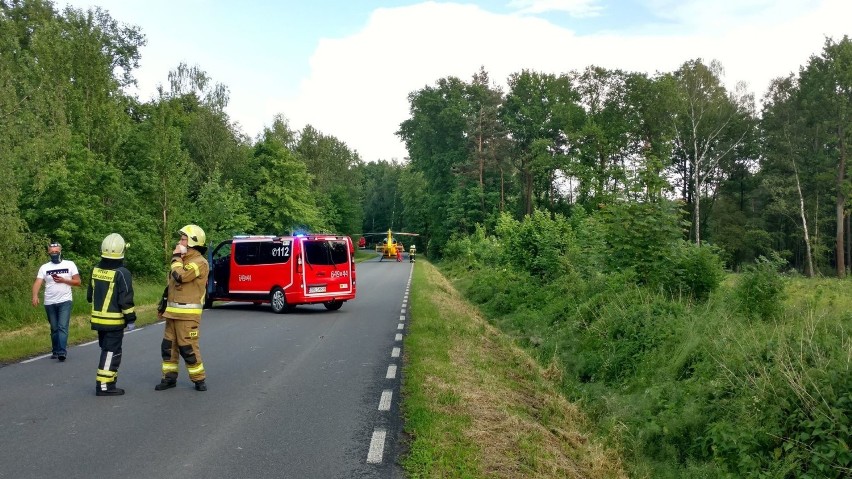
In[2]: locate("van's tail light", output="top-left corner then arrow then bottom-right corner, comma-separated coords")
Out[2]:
297,256 -> 302,274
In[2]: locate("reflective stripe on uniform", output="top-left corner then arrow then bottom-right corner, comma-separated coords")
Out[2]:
187,363 -> 205,375
92,317 -> 125,326
121,307 -> 135,315
91,268 -> 119,321
162,362 -> 179,373
165,307 -> 202,315
96,369 -> 116,383
185,262 -> 200,278
167,302 -> 203,309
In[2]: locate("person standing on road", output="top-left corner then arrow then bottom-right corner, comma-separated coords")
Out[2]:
32,242 -> 81,361
155,224 -> 210,392
88,233 -> 136,396
409,243 -> 416,263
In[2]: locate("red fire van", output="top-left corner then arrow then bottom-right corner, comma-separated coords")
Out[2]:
206,234 -> 356,313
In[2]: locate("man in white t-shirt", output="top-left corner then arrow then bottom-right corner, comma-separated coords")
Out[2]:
32,242 -> 81,361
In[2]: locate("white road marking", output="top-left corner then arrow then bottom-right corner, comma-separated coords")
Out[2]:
400,308 -> 406,314
378,390 -> 393,411
399,315 -> 405,321
397,323 -> 404,330
21,354 -> 51,364
391,347 -> 400,358
386,364 -> 397,379
395,333 -> 403,341
366,428 -> 387,464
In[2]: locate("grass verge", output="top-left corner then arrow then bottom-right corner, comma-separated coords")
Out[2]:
0,280 -> 165,364
402,260 -> 626,478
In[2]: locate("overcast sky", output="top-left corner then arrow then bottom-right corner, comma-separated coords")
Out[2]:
60,0 -> 851,162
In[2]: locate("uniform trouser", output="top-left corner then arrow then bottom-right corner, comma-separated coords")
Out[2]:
96,329 -> 123,391
161,317 -> 205,382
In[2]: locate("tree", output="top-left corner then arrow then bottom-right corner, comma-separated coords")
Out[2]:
798,36 -> 852,277
761,75 -> 819,276
253,131 -> 324,233
502,70 -> 580,216
397,76 -> 470,256
295,124 -> 364,234
670,59 -> 755,245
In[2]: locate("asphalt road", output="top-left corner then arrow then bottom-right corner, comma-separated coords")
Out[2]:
0,256 -> 413,479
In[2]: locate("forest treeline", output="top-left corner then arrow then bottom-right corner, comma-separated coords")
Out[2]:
2,1 -> 851,294
399,38 -> 852,280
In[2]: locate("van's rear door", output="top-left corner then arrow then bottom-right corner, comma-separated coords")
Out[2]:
300,237 -> 353,298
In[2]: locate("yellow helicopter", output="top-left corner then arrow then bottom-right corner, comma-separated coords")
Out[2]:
362,229 -> 419,261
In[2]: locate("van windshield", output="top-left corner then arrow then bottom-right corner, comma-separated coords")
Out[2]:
304,240 -> 349,265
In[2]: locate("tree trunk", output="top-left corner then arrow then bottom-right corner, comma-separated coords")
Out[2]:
694,173 -> 701,246
792,158 -> 814,277
835,139 -> 846,277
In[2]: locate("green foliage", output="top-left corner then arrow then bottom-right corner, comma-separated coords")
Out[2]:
495,210 -> 573,281
253,133 -> 325,233
734,254 -> 787,320
660,240 -> 726,301
440,211 -> 850,477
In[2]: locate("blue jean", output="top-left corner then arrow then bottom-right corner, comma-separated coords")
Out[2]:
45,301 -> 72,356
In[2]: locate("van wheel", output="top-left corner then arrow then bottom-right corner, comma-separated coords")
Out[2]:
323,300 -> 343,311
270,287 -> 292,314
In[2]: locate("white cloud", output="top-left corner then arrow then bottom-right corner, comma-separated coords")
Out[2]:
507,0 -> 603,17
278,0 -> 849,162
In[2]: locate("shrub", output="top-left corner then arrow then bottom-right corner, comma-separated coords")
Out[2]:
734,254 -> 787,320
495,210 -> 573,281
657,241 -> 726,301
595,200 -> 684,285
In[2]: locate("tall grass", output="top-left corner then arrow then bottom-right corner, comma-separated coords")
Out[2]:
439,209 -> 852,478
442,263 -> 852,477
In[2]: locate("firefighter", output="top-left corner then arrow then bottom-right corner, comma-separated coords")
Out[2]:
409,243 -> 416,263
396,242 -> 403,262
88,233 -> 135,396
155,224 -> 210,392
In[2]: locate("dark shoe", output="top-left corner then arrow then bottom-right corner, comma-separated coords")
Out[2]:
58,355 -> 66,362
96,386 -> 125,396
50,354 -> 58,359
154,379 -> 176,391
194,380 -> 207,391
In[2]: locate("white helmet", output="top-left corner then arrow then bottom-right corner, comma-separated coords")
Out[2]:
101,233 -> 127,259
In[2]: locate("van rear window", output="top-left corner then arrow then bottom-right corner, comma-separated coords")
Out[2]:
304,240 -> 349,265
234,241 -> 292,265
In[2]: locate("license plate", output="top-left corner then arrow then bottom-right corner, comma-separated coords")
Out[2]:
308,286 -> 326,293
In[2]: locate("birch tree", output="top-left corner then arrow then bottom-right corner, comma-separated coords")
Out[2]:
671,59 -> 755,245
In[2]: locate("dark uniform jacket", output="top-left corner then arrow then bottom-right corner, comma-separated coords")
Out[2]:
87,259 -> 136,331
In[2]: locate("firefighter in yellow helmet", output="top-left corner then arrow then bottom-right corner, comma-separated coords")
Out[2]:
88,233 -> 135,396
155,224 -> 210,392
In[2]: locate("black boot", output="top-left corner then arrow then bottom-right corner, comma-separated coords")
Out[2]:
154,379 -> 176,391
194,380 -> 207,391
96,382 -> 125,396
